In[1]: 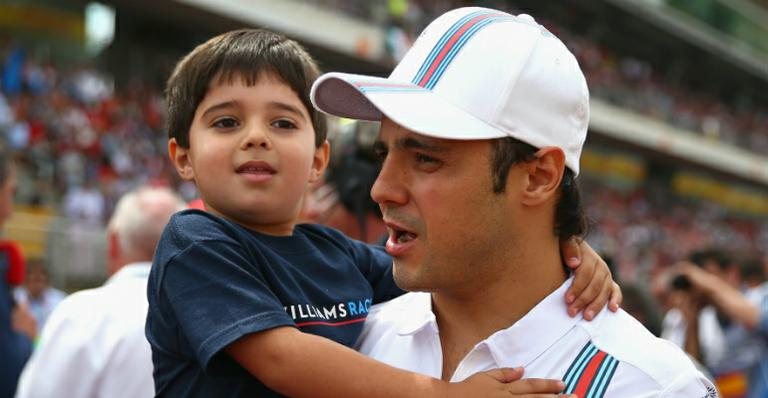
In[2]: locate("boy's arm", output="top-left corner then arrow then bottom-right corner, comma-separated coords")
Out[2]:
226,326 -> 569,398
560,238 -> 622,320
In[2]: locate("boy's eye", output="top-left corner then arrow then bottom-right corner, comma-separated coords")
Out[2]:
212,117 -> 239,129
271,119 -> 297,129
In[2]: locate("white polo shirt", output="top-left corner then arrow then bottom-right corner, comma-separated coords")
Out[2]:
357,278 -> 718,397
16,262 -> 154,398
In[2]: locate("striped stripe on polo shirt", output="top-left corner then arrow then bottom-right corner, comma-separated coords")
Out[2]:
563,341 -> 619,398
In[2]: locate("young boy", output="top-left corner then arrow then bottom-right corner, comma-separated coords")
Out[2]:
147,29 -> 619,397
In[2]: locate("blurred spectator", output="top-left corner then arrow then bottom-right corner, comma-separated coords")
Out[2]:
15,185 -> 185,398
666,252 -> 768,398
740,257 -> 766,289
13,260 -> 66,332
661,250 -> 729,370
62,179 -> 105,224
619,282 -> 663,337
0,147 -> 34,397
301,121 -> 386,244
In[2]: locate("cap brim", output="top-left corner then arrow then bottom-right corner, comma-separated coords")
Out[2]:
311,72 -> 507,141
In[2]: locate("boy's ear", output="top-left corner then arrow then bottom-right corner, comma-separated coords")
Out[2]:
168,138 -> 195,181
309,140 -> 331,183
520,147 -> 565,206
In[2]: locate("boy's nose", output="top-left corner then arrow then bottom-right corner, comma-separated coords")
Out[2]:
241,125 -> 271,150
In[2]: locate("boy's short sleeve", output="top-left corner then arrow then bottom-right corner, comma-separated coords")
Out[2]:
340,235 -> 404,304
156,225 -> 294,373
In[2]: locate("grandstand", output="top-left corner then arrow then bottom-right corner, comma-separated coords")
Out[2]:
0,0 -> 766,291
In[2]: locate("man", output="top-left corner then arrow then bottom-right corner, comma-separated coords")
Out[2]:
16,186 -> 185,398
311,7 -> 717,396
661,250 -> 729,373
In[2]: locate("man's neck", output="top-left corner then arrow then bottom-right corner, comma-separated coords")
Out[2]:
433,245 -> 567,380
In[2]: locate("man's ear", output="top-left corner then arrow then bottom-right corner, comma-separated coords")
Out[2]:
309,140 -> 331,183
521,147 -> 566,206
107,230 -> 121,276
169,138 -> 194,181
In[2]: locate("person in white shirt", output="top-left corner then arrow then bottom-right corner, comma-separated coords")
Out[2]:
14,261 -> 66,331
15,186 -> 185,398
310,6 -> 718,397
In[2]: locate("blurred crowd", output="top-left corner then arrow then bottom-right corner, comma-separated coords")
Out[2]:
0,2 -> 768,396
308,0 -> 768,154
0,42 -> 183,223
581,178 -> 768,285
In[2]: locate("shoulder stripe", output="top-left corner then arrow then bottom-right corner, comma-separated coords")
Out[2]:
563,342 -> 598,386
563,341 -> 619,398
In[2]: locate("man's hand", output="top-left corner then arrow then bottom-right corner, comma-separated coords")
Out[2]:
450,367 -> 575,398
561,238 -> 622,320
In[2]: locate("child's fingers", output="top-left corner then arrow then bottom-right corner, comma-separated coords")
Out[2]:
522,395 -> 577,398
569,268 -> 609,320
504,378 -> 565,394
482,367 -> 524,383
609,281 -> 622,312
581,273 -> 612,321
565,258 -> 596,311
560,237 -> 582,270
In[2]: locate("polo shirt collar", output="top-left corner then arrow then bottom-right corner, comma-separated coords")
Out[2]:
484,277 -> 582,367
106,261 -> 152,286
395,278 -> 582,367
396,292 -> 438,336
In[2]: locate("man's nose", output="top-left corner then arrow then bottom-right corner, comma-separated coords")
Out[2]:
371,157 -> 408,207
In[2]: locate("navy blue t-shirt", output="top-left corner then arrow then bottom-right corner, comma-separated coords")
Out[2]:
146,210 -> 403,397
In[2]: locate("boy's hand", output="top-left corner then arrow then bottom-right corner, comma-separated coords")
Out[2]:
561,238 -> 622,320
449,367 -> 575,398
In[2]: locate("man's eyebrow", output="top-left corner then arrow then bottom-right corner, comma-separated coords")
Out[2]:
398,136 -> 449,152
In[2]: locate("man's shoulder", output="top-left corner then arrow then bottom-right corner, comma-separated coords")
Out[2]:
47,282 -> 138,322
583,310 -> 714,394
357,292 -> 431,348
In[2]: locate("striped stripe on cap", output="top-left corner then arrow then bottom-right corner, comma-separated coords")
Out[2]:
411,10 -> 513,89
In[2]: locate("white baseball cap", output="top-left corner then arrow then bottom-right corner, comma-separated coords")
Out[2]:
311,7 -> 589,174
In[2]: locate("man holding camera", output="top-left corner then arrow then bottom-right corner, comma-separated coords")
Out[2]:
663,249 -> 768,398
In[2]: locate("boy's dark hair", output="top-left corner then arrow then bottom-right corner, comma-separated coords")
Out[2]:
489,137 -> 586,239
165,29 -> 327,148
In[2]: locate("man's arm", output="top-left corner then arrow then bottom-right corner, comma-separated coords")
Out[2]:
226,326 -> 570,398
